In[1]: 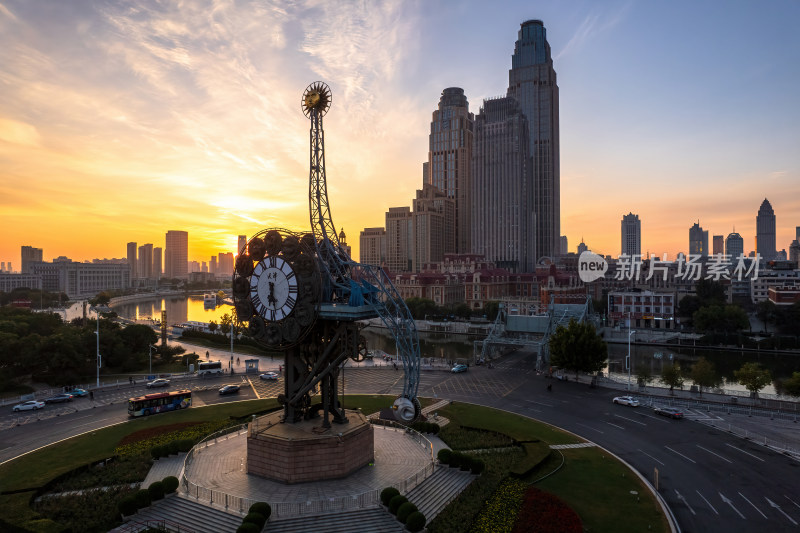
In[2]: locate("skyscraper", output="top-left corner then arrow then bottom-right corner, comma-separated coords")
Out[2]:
412,183 -> 455,272
689,222 -> 709,256
621,213 -> 641,257
506,19 -> 560,260
756,198 -> 776,260
559,236 -> 568,256
138,244 -> 153,279
385,206 -> 413,273
360,227 -> 386,266
21,245 -> 43,274
712,235 -> 724,255
153,247 -> 162,279
725,232 -> 744,259
126,242 -> 137,279
218,253 -> 234,276
425,87 -> 474,254
238,235 -> 247,256
165,231 -> 188,279
471,97 -> 532,272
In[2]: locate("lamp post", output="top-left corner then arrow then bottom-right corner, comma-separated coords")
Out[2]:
627,328 -> 636,391
95,311 -> 101,387
149,344 -> 157,375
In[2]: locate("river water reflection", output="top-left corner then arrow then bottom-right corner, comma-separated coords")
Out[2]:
111,295 -> 234,325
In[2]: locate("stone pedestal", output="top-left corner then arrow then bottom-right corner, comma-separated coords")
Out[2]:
247,409 -> 374,484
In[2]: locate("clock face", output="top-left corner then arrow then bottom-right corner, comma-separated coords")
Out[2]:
250,256 -> 298,322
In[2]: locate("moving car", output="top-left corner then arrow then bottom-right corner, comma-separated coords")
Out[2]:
654,406 -> 684,419
44,393 -> 74,404
70,388 -> 89,397
451,364 -> 468,373
218,384 -> 240,395
13,400 -> 45,412
146,378 -> 171,389
259,372 -> 279,381
612,396 -> 640,407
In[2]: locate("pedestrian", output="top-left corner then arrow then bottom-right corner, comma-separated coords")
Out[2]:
89,390 -> 94,400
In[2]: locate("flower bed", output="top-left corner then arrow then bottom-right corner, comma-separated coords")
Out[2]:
468,478 -> 526,533
511,487 -> 582,533
114,420 -> 234,457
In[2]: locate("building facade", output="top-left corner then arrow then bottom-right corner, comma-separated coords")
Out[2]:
756,198 -> 777,260
238,235 -> 247,256
712,235 -> 724,256
607,289 -> 676,329
0,273 -> 42,292
138,243 -> 153,280
689,222 -> 709,257
506,19 -> 560,260
153,247 -> 162,279
165,230 -> 188,279
359,227 -> 386,267
21,246 -> 43,274
725,232 -> 744,259
385,207 -> 413,273
621,213 -> 641,257
412,183 -> 455,272
126,242 -> 137,279
29,261 -> 131,298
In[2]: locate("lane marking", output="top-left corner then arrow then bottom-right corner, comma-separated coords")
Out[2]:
786,495 -> 800,510
613,414 -> 647,426
696,490 -> 719,515
638,412 -> 670,423
55,414 -> 95,425
606,422 -> 625,430
739,492 -> 768,519
720,492 -> 746,519
675,489 -> 696,515
724,443 -> 765,462
576,422 -> 604,434
696,444 -> 733,464
664,446 -> 696,464
637,449 -> 665,466
523,399 -> 554,407
766,497 -> 798,525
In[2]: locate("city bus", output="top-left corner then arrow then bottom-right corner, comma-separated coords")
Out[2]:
128,389 -> 192,417
197,360 -> 223,376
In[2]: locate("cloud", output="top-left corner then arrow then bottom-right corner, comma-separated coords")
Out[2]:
0,118 -> 40,146
555,1 -> 632,60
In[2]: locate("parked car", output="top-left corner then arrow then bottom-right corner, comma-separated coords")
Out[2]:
44,393 -> 74,404
13,400 -> 45,412
219,384 -> 240,395
146,378 -> 170,389
451,364 -> 468,373
259,372 -> 279,381
654,406 -> 684,419
70,388 -> 89,397
612,396 -> 640,407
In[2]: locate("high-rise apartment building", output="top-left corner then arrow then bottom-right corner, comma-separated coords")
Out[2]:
506,19 -> 560,260
209,256 -> 217,275
471,97 -> 532,272
165,231 -> 188,279
138,243 -> 153,279
412,183 -> 455,272
621,213 -> 641,257
21,246 -> 43,274
560,236 -> 568,256
218,253 -> 234,276
386,207 -> 413,273
577,239 -> 588,255
153,247 -> 162,279
756,198 -> 776,260
712,235 -> 724,255
425,87 -> 474,254
725,232 -> 744,259
689,222 -> 709,256
359,227 -> 386,266
238,235 -> 247,256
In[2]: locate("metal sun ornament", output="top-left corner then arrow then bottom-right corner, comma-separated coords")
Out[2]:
301,81 -> 332,117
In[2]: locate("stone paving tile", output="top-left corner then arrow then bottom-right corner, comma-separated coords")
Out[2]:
143,453 -> 186,487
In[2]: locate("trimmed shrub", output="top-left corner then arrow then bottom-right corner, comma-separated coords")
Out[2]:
470,458 -> 486,475
388,494 -> 408,515
133,488 -> 151,509
397,501 -> 418,523
510,442 -> 552,479
162,476 -> 179,494
242,512 -> 267,529
437,448 -> 452,465
150,445 -> 164,460
236,523 -> 260,533
248,501 -> 272,519
406,511 -> 426,532
459,453 -> 472,471
380,487 -> 400,506
117,495 -> 138,517
147,481 -> 165,501
177,438 -> 195,453
166,440 -> 181,456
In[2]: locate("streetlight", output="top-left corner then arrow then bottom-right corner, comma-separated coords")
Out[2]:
95,311 -> 101,387
148,344 -> 158,376
627,329 -> 637,391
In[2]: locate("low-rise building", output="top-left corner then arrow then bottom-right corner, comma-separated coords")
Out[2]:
607,289 -> 676,329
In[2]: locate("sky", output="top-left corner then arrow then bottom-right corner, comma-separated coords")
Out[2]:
1,0 -> 799,267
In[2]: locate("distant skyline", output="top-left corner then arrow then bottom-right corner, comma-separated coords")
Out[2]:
1,1 -> 798,266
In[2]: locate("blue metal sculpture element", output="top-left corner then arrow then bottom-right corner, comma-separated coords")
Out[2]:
302,81 -> 421,421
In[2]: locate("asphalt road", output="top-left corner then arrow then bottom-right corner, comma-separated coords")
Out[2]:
2,351 -> 798,533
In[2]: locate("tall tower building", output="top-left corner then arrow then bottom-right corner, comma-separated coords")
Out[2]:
559,235 -> 568,256
689,222 -> 709,256
153,247 -> 162,279
338,229 -> 352,259
712,235 -> 724,256
507,19 -> 560,260
412,183 -> 455,272
425,87 -> 474,254
165,231 -> 188,279
756,198 -> 776,260
385,207 -> 413,273
21,245 -> 43,274
359,227 -> 386,266
218,253 -> 234,276
238,235 -> 247,256
471,97 -> 532,272
725,231 -> 744,259
138,244 -> 153,279
621,213 -> 641,257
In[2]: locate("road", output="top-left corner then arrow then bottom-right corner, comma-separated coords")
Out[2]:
2,350 -> 798,532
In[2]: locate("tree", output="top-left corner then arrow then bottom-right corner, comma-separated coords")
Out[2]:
678,295 -> 701,319
692,305 -> 749,334
220,313 -> 232,337
775,301 -> 800,335
404,298 -> 438,320
660,363 -> 684,394
483,301 -> 500,321
690,357 -> 719,396
756,300 -> 777,333
734,362 -> 772,398
208,320 -> 218,334
636,366 -> 654,390
695,279 -> 726,306
781,372 -> 800,397
549,319 -> 608,378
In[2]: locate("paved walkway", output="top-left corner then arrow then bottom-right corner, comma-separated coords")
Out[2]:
143,453 -> 186,487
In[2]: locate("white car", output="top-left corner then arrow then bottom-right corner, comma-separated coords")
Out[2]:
613,396 -> 640,407
259,372 -> 279,381
146,378 -> 171,388
13,400 -> 45,412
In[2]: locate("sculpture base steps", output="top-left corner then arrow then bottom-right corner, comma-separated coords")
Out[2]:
266,507 -> 404,533
405,465 -> 476,522
109,494 -> 243,533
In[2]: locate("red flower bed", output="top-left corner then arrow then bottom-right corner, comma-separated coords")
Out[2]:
512,487 -> 582,533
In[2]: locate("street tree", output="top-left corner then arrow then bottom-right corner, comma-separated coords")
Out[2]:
690,357 -> 720,396
756,300 -> 777,333
636,366 -> 654,390
734,362 -> 772,398
660,363 -> 684,394
549,319 -> 608,379
692,305 -> 749,334
208,320 -> 218,334
781,372 -> 800,397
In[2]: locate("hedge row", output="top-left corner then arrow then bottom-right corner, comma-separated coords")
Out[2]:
409,421 -> 441,435
117,476 -> 180,517
150,438 -> 195,459
235,502 -> 271,533
509,442 -> 551,479
437,449 -> 486,475
381,487 -> 427,532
